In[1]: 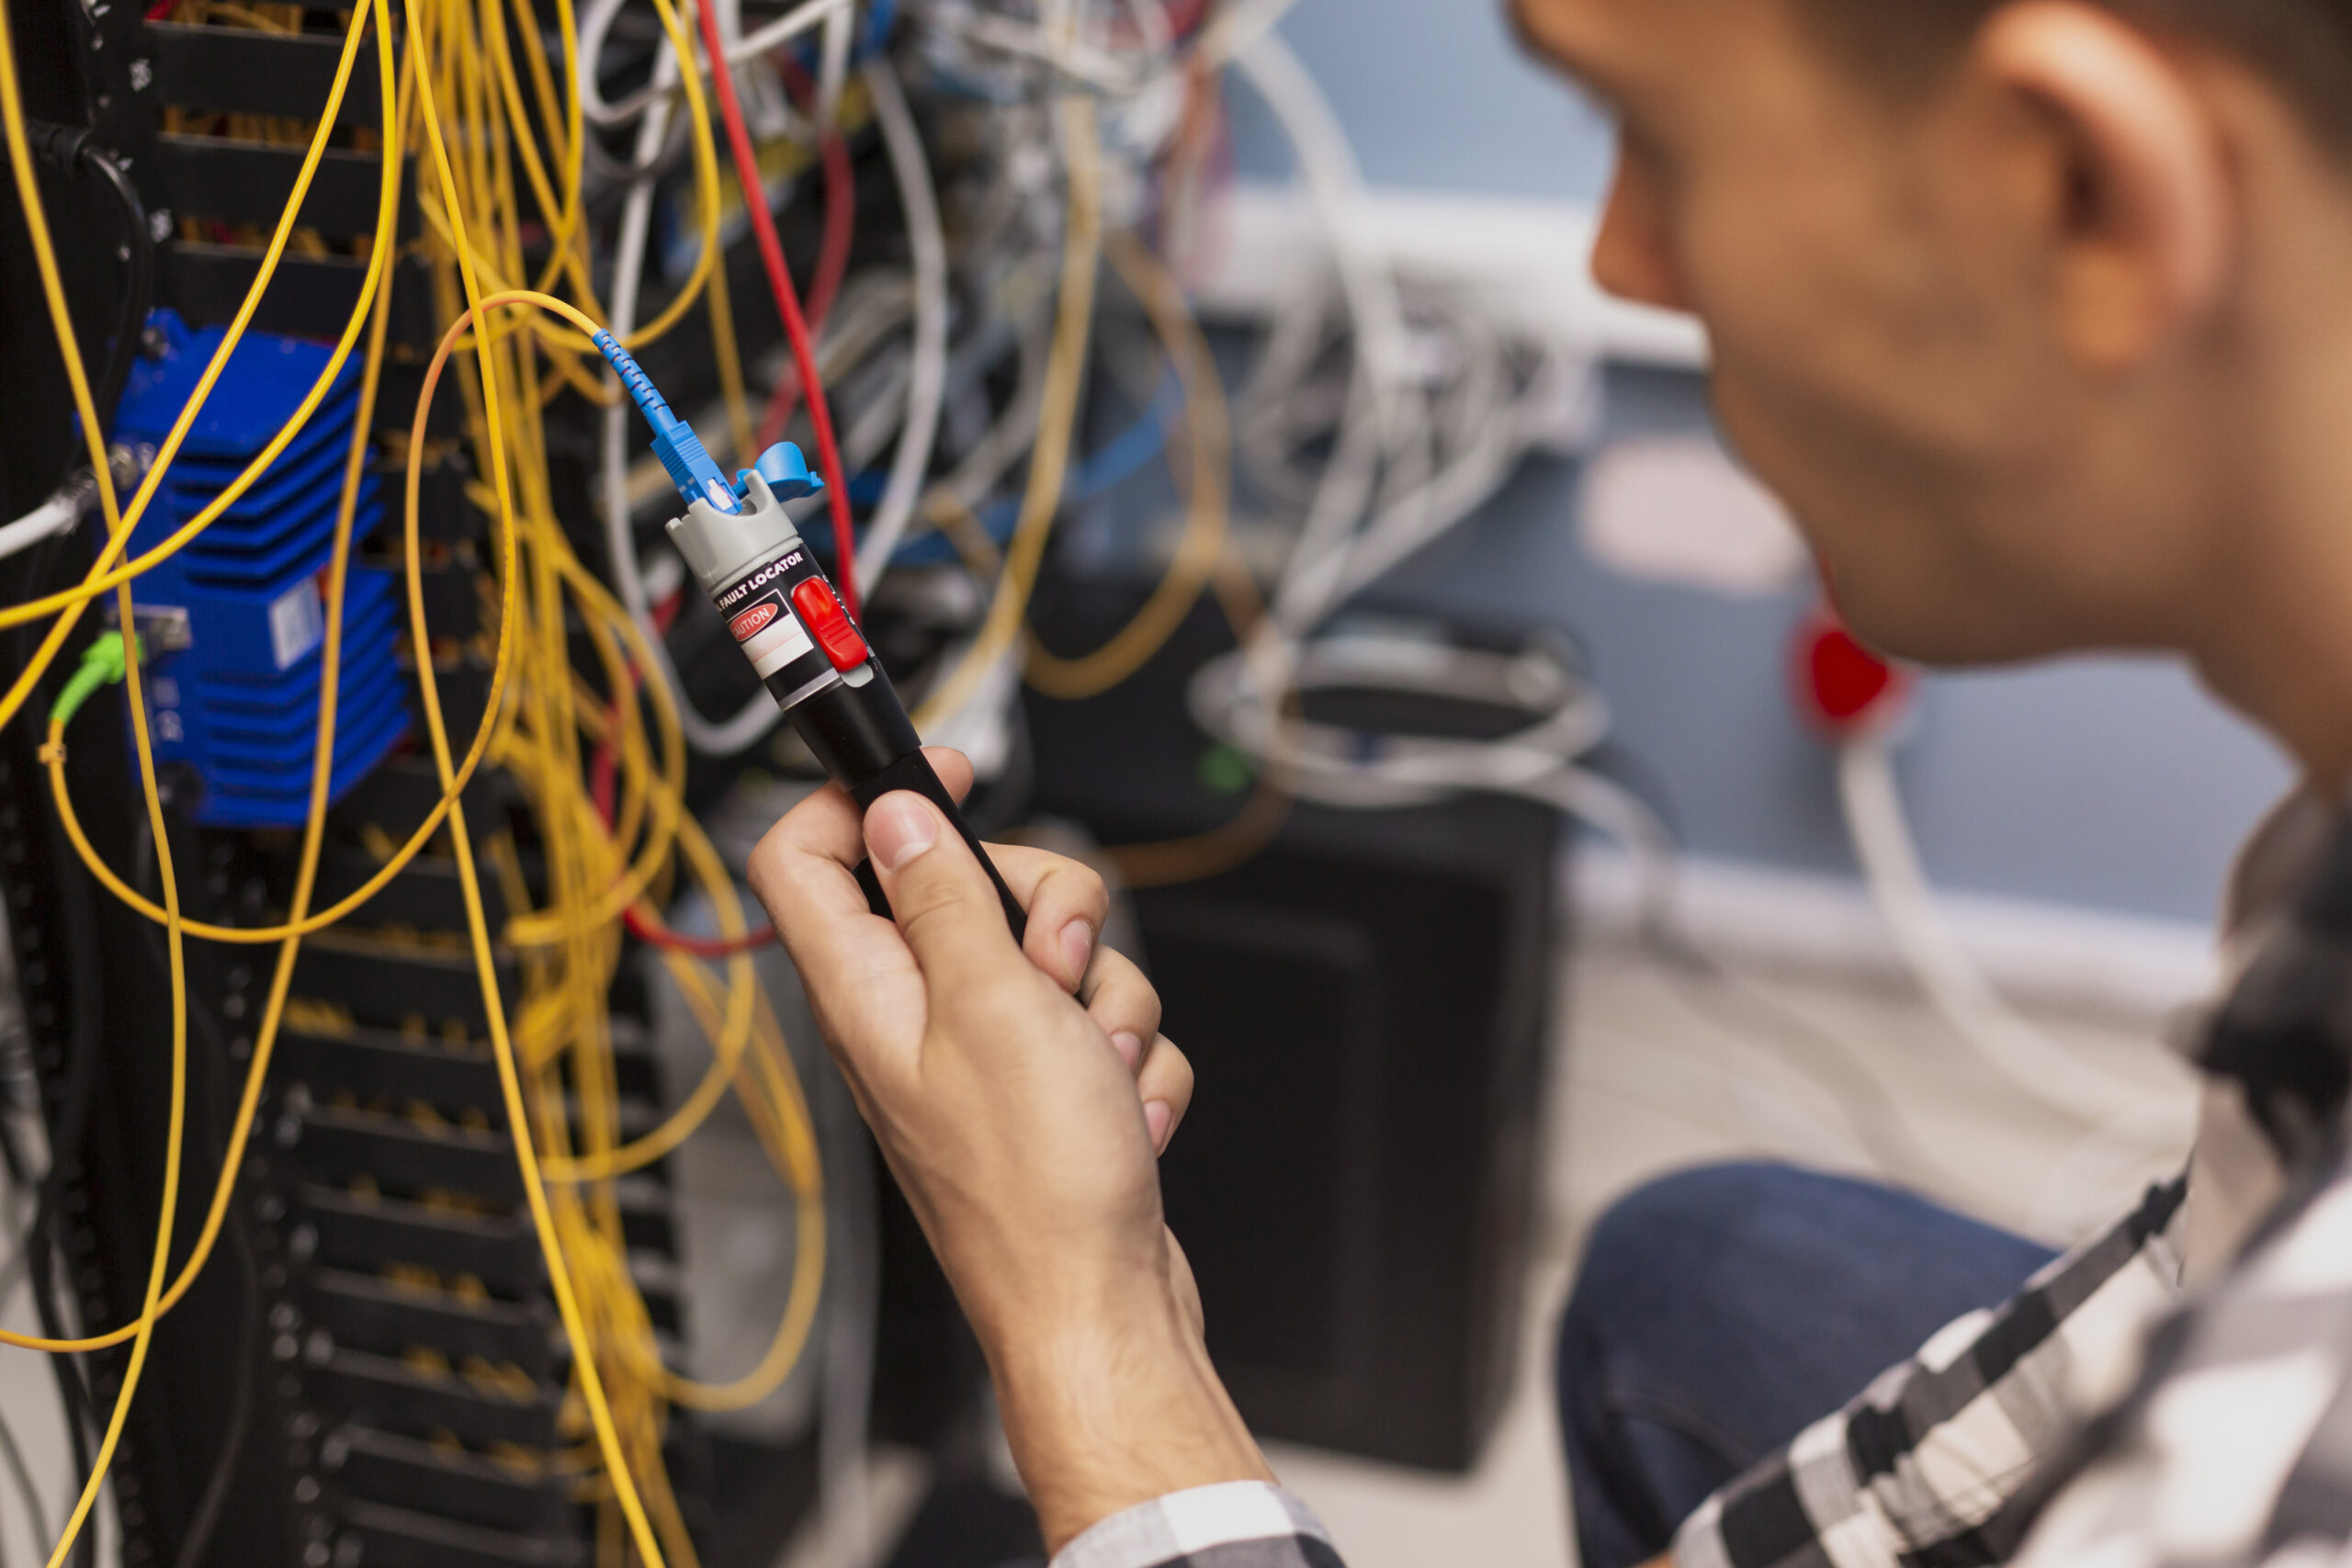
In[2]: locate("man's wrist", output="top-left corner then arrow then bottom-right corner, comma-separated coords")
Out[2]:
986,1287 -> 1272,1554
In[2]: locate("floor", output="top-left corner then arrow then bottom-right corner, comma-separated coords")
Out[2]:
1252,930 -> 2205,1568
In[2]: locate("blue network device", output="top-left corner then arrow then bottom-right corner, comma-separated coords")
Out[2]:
104,311 -> 410,829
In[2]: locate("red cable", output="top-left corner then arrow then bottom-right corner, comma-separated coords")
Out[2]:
624,905 -> 777,957
753,113 -> 854,456
1164,0 -> 1215,37
691,0 -> 862,617
803,110 -> 856,326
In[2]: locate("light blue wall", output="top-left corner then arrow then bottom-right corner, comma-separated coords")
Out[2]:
1226,0 -> 1616,200
1227,1 -> 2297,924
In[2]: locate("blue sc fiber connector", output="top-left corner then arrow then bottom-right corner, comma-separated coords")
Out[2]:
592,328 -> 824,514
594,330 -> 745,515
105,310 -> 410,829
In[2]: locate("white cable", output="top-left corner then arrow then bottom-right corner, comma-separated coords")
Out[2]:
1837,736 -> 2183,1132
816,0 -> 854,131
1221,30 -> 1577,643
1229,29 -> 1466,646
1312,395 -> 1521,620
0,491 -> 81,564
731,0 -> 856,71
580,0 -> 857,129
718,0 -> 796,144
1195,0 -> 1298,67
1230,31 -> 1410,468
1188,634 -> 1613,810
928,9 -> 1144,92
1123,0 -> 1173,61
576,0 -> 635,124
0,450 -> 141,564
851,58 -> 950,595
1323,303 -> 1525,604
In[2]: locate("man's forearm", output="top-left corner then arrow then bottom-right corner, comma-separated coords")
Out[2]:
989,1294 -> 1274,1553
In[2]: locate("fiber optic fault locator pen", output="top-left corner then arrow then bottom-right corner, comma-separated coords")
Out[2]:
595,331 -> 1029,942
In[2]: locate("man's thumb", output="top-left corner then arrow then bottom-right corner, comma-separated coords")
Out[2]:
866,791 -> 1020,989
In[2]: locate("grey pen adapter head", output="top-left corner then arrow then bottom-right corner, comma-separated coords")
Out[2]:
664,473 -> 804,598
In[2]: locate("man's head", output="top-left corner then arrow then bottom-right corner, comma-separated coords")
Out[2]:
1511,0 -> 2352,716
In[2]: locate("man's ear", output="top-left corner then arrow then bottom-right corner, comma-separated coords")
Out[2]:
1973,0 -> 2232,367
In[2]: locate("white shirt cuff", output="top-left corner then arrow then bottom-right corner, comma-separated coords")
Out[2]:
1051,1483 -> 1331,1568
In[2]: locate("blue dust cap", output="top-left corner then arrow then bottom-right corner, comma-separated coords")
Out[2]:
743,442 -> 826,502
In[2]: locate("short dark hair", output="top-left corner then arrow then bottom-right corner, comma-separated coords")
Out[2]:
1797,0 -> 2352,151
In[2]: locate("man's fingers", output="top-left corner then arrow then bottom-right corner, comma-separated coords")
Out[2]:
748,800 -> 889,976
983,844 -> 1113,993
748,746 -> 978,874
925,747 -> 978,805
1136,1035 -> 1193,1156
747,767 -> 976,1075
1085,949 -> 1163,1073
751,827 -> 927,1058
867,791 -> 1030,1001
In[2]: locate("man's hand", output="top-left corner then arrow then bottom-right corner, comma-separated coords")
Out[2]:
748,750 -> 1272,1550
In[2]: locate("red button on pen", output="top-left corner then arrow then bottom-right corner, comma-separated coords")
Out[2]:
790,578 -> 872,673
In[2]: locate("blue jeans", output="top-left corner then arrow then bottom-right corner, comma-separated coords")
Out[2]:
1555,1163 -> 2058,1568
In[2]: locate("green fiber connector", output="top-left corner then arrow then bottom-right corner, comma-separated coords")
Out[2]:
1196,742 -> 1259,797
49,631 -> 144,729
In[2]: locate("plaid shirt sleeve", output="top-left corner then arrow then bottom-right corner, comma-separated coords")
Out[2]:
2009,1159 -> 2352,1568
1672,1178 -> 2190,1568
1050,1483 -> 1345,1568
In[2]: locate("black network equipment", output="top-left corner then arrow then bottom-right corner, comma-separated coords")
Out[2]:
1024,582 -> 1564,1472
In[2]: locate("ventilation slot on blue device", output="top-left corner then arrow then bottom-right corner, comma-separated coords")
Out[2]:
107,310 -> 410,829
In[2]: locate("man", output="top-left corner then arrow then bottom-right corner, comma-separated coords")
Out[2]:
747,1 -> 2352,1565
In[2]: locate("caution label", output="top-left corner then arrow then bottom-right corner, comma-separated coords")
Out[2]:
729,587 -> 816,678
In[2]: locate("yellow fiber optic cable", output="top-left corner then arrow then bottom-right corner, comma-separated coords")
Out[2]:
481,0 -> 592,303
537,807 -> 754,1183
0,0 -> 406,1359
39,595 -> 189,1568
410,0 -> 723,357
510,0 -> 600,306
0,0 -> 378,1554
405,32 -> 671,1555
13,0 -> 824,1546
158,32 -> 419,1386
